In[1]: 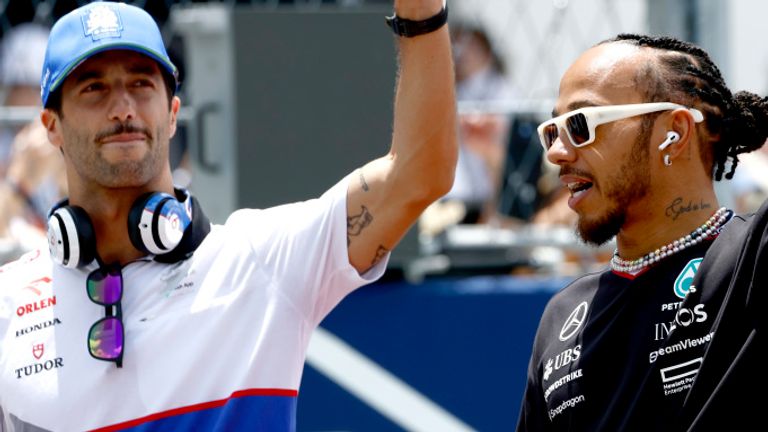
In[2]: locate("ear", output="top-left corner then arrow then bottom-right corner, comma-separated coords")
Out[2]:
663,108 -> 699,160
40,108 -> 63,149
169,96 -> 181,139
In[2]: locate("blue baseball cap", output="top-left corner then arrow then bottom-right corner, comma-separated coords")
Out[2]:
40,2 -> 178,106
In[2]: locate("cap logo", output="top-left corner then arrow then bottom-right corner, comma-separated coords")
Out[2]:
82,4 -> 123,41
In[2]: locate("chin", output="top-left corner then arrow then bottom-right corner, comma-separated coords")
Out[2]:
576,207 -> 625,246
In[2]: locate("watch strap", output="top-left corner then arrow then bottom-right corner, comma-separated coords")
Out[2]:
385,6 -> 449,38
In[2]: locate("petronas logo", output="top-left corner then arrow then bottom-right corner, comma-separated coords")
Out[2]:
674,258 -> 703,299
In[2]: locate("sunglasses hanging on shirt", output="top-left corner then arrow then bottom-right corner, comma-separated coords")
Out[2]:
86,264 -> 125,367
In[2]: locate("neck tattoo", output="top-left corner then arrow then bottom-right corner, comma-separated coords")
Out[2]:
611,207 -> 731,274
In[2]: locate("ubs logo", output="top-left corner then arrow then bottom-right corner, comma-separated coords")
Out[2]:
559,302 -> 589,341
544,345 -> 582,382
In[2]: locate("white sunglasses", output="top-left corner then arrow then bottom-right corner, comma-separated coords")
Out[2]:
537,102 -> 704,150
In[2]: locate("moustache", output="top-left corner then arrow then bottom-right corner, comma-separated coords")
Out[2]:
95,122 -> 151,143
559,165 -> 595,182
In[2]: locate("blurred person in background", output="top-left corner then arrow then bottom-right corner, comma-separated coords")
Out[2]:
0,23 -> 50,176
728,140 -> 768,213
0,1 -> 455,430
0,23 -> 65,264
517,34 -> 768,430
440,23 -> 515,225
0,121 -> 66,263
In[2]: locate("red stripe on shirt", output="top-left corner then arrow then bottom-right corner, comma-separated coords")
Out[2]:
89,388 -> 299,432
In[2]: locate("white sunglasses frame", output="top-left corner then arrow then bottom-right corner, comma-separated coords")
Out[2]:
537,102 -> 705,150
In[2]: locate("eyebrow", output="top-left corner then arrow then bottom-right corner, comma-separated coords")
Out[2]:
552,100 -> 600,117
126,64 -> 158,76
72,70 -> 102,85
72,63 -> 159,85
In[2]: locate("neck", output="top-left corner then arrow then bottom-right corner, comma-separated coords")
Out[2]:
616,192 -> 720,260
67,178 -> 176,266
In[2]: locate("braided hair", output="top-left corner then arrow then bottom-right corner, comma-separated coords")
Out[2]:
601,34 -> 768,180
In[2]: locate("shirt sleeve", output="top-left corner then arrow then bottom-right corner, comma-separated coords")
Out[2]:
223,173 -> 388,326
516,340 -> 551,431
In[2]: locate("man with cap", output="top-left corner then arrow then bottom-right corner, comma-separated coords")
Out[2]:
0,1 -> 456,430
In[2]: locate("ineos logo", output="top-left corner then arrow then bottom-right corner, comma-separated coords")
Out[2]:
559,302 -> 589,341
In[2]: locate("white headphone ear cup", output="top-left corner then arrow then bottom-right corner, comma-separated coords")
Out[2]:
128,192 -> 191,255
47,206 -> 96,268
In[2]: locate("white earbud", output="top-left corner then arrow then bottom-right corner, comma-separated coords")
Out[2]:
658,131 -> 680,151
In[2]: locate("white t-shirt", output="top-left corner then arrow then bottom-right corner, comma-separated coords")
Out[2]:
0,176 -> 386,431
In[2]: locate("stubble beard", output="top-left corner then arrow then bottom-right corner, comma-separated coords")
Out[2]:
576,126 -> 652,246
65,121 -> 167,189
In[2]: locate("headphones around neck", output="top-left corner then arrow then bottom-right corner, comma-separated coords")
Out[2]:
47,189 -> 199,269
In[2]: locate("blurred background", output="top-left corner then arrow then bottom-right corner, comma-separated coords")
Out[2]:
2,0 -> 767,430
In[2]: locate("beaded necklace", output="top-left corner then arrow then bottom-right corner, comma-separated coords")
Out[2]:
610,207 -> 730,274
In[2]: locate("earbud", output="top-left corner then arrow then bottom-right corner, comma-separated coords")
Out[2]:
658,131 -> 680,151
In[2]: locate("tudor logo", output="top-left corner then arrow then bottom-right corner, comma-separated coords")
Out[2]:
559,302 -> 589,341
32,343 -> 44,360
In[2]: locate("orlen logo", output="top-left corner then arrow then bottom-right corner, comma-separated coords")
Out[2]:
674,258 -> 702,299
559,302 -> 588,341
17,296 -> 56,317
24,277 -> 52,296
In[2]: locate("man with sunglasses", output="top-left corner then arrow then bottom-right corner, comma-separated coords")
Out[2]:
517,34 -> 768,431
0,1 -> 456,430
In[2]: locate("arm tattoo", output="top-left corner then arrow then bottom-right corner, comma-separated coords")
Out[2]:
665,197 -> 713,221
371,245 -> 389,267
347,205 -> 373,245
358,169 -> 370,192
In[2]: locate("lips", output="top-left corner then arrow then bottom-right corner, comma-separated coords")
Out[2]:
560,173 -> 595,209
99,133 -> 147,144
567,181 -> 593,198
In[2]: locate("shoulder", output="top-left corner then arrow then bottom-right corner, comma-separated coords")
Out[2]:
544,271 -> 603,312
0,248 -> 50,282
0,249 -> 53,317
699,207 -> 764,271
533,271 -> 604,337
224,175 -> 350,229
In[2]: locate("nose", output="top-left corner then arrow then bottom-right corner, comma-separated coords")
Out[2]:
106,85 -> 135,122
546,128 -> 577,166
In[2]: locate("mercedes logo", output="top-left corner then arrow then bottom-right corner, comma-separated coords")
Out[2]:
559,301 -> 589,341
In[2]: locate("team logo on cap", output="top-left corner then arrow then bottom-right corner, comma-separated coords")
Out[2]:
82,4 -> 123,41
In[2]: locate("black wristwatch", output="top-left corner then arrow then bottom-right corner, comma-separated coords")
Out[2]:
385,5 -> 448,38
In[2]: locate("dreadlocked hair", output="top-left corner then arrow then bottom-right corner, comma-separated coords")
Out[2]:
601,34 -> 768,180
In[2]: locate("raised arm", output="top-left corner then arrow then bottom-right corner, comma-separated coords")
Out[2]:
346,0 -> 457,273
